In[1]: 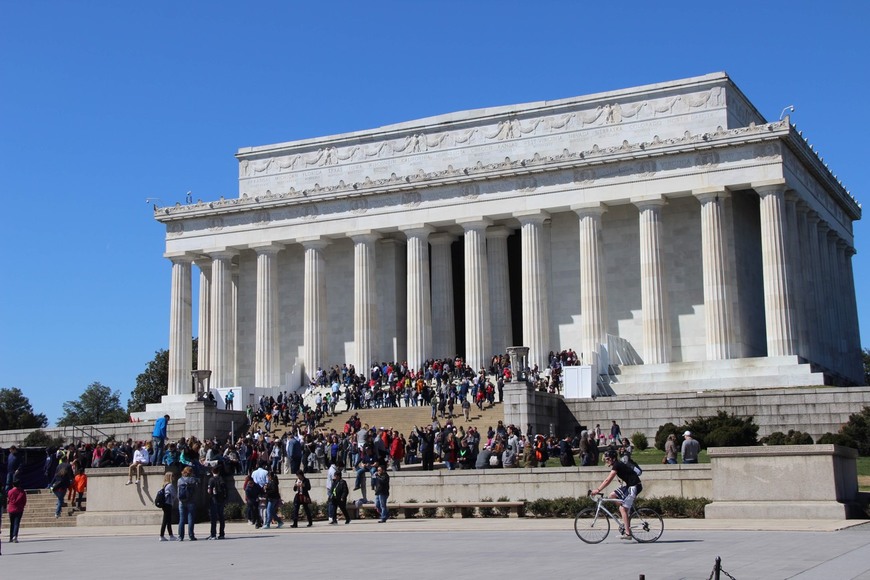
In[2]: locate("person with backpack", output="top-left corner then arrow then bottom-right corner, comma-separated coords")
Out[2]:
591,450 -> 643,541
206,466 -> 228,539
157,472 -> 176,541
243,474 -> 263,528
176,466 -> 199,541
263,471 -> 284,529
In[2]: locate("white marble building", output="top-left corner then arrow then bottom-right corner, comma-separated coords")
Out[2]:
154,73 -> 863,405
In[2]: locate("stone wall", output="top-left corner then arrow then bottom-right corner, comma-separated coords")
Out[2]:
564,386 -> 870,440
77,464 -> 711,526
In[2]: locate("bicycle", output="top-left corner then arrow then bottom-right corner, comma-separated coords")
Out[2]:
574,490 -> 663,544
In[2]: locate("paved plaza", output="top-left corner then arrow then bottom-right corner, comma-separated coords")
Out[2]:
2,518 -> 869,579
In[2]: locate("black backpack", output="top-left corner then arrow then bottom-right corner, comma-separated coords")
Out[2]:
178,478 -> 196,502
213,477 -> 228,501
155,486 -> 166,508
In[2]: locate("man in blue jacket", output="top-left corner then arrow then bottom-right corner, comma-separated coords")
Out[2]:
152,415 -> 170,466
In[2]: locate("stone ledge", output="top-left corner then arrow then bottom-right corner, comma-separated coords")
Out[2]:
704,501 -> 852,520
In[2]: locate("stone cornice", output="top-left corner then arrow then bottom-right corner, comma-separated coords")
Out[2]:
155,120 -> 792,223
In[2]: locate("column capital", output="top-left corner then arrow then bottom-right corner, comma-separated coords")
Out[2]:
164,251 -> 195,264
486,225 -> 514,239
399,224 -> 435,238
752,179 -> 789,197
631,195 -> 667,211
514,210 -> 550,226
457,217 -> 493,231
205,248 -> 238,260
571,202 -> 608,218
299,237 -> 330,251
348,230 -> 382,244
250,242 -> 284,255
429,232 -> 457,246
692,187 -> 731,204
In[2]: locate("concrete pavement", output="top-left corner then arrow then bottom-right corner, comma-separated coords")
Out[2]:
2,517 -> 869,579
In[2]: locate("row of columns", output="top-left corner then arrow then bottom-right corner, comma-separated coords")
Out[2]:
165,184 -> 860,395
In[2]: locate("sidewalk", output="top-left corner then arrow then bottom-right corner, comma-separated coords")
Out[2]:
12,516 -> 867,540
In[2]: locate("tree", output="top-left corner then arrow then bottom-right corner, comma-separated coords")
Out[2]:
863,348 -> 870,385
58,382 -> 129,426
0,387 -> 48,430
22,429 -> 65,448
127,338 -> 197,413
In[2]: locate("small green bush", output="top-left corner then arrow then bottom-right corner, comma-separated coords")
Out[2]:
841,406 -> 870,456
494,496 -> 512,518
224,502 -> 244,520
479,497 -> 496,518
760,430 -> 814,445
818,432 -> 856,447
685,411 -> 758,449
22,429 -> 65,449
631,432 -> 649,451
655,423 -> 681,451
422,500 -> 438,518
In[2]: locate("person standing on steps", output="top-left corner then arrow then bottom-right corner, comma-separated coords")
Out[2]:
152,415 -> 169,467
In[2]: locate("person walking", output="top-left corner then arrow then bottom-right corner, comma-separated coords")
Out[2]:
5,446 -> 20,489
681,431 -> 700,464
49,461 -> 72,519
290,470 -> 313,528
329,470 -> 351,525
263,471 -> 284,529
371,464 -> 390,523
7,479 -> 26,543
664,434 -> 678,464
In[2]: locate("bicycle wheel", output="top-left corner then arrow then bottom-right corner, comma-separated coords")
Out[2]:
574,508 -> 610,544
629,508 -> 663,543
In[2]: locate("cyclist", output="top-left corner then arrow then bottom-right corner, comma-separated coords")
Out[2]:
591,450 -> 642,540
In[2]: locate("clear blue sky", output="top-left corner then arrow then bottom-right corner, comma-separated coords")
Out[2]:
1,1 -> 868,426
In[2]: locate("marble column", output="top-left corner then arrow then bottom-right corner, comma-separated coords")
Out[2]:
459,218 -> 493,372
795,203 -> 817,361
694,189 -> 732,360
784,192 -> 808,359
209,250 -> 237,389
194,259 -> 211,372
487,226 -> 513,357
350,231 -> 380,374
842,245 -> 862,382
302,238 -> 329,383
815,221 -> 834,368
828,232 -> 845,370
516,212 -> 549,370
167,254 -> 193,397
755,183 -> 797,357
429,233 -> 456,359
572,203 -> 608,366
805,212 -> 827,368
400,225 -> 434,371
633,197 -> 671,364
379,238 -> 406,363
253,243 -> 282,389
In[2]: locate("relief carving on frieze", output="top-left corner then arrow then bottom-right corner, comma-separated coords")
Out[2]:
461,183 -> 481,199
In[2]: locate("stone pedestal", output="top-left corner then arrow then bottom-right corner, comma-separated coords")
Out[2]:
503,379 -> 563,437
704,444 -> 861,519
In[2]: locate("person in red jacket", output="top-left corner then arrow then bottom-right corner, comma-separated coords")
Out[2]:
389,430 -> 405,471
7,479 -> 26,543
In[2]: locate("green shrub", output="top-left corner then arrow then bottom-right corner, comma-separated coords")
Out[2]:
631,432 -> 649,451
685,411 -> 758,449
655,423 -> 681,451
460,506 -> 475,518
818,432 -> 856,448
224,502 -> 244,520
422,500 -> 438,518
479,497 -> 496,518
22,429 -> 65,449
760,430 -> 814,446
494,496 -> 512,518
841,406 -> 870,456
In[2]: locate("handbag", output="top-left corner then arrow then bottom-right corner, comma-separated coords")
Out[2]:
661,456 -> 667,464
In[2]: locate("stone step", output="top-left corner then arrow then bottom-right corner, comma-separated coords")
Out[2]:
609,372 -> 826,395
18,489 -> 84,527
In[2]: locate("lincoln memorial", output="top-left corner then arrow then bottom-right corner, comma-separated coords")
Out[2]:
151,73 -> 862,416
